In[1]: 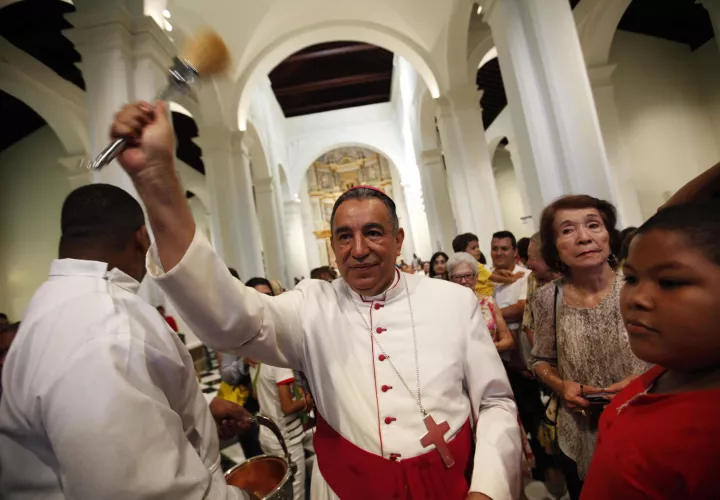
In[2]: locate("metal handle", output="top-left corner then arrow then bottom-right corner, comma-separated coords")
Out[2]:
254,414 -> 296,476
83,57 -> 199,171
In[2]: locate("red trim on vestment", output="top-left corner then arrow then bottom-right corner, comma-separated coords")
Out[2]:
314,412 -> 473,500
369,302 -> 384,456
276,378 -> 295,386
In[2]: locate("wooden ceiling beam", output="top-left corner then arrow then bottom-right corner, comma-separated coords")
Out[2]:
284,94 -> 389,116
274,72 -> 391,96
284,43 -> 384,63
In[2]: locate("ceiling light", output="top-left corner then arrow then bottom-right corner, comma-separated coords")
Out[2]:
477,5 -> 483,14
164,19 -> 173,32
163,9 -> 171,18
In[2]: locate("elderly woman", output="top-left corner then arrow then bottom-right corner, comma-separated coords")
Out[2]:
447,252 -> 514,352
529,195 -> 649,500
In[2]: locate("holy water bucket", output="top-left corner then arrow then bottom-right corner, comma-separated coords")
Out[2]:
225,415 -> 296,500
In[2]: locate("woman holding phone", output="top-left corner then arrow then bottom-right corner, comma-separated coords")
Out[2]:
529,195 -> 649,500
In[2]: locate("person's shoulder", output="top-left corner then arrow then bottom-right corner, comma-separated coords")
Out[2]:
413,274 -> 477,305
533,279 -> 559,307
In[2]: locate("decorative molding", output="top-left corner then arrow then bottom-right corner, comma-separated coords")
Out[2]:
587,64 -> 617,89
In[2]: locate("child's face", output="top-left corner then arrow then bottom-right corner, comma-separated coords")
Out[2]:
621,229 -> 720,371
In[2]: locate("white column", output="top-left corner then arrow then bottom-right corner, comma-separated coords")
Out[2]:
230,136 -> 265,278
68,1 -> 174,198
483,0 -> 620,218
391,175 -> 415,263
588,65 -> 644,227
701,0 -> 720,54
436,85 -> 503,256
196,127 -> 243,271
503,142 -> 534,229
420,149 -> 457,252
402,182 -> 432,261
299,181 -> 321,272
284,199 -> 311,283
254,178 -> 287,284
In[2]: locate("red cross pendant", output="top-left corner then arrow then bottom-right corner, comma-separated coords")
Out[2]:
420,414 -> 455,468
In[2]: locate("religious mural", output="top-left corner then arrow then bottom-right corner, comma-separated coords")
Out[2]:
306,147 -> 394,266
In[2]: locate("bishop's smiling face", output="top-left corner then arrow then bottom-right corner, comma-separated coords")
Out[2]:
331,198 -> 404,297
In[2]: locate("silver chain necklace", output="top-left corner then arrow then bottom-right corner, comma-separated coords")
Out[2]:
346,275 -> 427,417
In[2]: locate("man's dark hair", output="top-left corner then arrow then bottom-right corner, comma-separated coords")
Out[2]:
228,267 -> 240,280
310,266 -> 335,280
245,277 -> 275,296
330,187 -> 399,235
636,201 -> 720,266
517,237 -> 530,261
492,231 -> 518,249
0,321 -> 19,335
452,233 -> 478,253
0,313 -> 7,321
59,184 -> 145,255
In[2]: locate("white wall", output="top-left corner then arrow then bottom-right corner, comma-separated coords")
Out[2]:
492,146 -> 532,240
0,126 -> 73,320
284,103 -> 408,193
610,31 -> 720,218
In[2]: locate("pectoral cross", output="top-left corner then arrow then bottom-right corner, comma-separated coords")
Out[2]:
420,414 -> 455,468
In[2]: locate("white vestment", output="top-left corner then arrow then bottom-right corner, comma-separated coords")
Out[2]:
149,231 -> 523,499
0,259 -> 247,500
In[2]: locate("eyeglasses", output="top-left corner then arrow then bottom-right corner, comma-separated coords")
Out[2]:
450,273 -> 476,283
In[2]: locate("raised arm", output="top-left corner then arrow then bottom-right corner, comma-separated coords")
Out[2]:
463,292 -> 522,500
111,102 -> 304,368
662,161 -> 720,209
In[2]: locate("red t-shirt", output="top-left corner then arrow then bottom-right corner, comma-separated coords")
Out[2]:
582,365 -> 720,499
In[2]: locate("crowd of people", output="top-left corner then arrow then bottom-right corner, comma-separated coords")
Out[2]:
0,98 -> 719,500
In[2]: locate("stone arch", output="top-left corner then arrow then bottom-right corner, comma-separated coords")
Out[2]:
575,0 -> 632,67
444,0 -> 477,86
0,38 -> 89,156
234,19 -> 442,131
243,120 -> 273,182
467,32 -> 495,83
417,89 -> 439,154
291,140 -> 405,196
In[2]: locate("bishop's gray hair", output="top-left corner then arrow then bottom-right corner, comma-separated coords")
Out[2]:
330,187 -> 399,235
446,252 -> 479,279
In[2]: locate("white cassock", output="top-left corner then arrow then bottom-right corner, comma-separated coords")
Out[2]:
0,259 -> 248,500
148,230 -> 523,500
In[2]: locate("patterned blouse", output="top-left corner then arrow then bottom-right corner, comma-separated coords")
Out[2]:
529,273 -> 650,478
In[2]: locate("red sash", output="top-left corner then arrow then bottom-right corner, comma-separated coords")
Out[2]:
313,413 -> 473,500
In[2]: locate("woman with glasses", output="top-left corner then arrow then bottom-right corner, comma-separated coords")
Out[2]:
447,252 -> 514,353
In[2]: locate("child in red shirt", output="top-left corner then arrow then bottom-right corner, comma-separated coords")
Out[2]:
582,201 -> 720,499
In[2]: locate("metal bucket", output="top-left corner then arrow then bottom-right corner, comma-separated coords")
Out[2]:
225,415 -> 296,500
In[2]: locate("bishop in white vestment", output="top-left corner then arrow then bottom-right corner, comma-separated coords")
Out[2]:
111,101 -> 524,500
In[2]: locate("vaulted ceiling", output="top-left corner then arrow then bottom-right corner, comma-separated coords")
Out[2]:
269,42 -> 394,118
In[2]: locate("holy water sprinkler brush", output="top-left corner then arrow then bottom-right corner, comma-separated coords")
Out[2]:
81,28 -> 230,171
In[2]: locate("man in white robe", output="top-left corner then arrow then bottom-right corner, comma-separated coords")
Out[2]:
0,184 -> 253,499
111,101 -> 523,499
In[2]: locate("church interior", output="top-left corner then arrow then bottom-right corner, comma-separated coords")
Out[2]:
1,0 -> 720,498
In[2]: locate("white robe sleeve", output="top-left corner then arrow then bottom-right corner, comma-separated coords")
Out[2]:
147,229 -> 305,369
463,291 -> 523,499
41,334 -> 248,500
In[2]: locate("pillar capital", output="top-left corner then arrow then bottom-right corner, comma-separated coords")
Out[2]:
444,85 -> 484,112
196,127 -> 232,152
587,64 -> 617,89
420,148 -> 444,166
